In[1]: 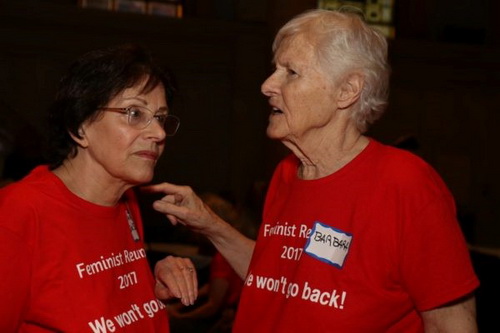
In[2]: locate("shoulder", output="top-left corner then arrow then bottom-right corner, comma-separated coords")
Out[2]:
271,154 -> 299,181
370,140 -> 430,174
370,141 -> 449,194
275,154 -> 299,171
1,166 -> 52,203
0,166 -> 53,236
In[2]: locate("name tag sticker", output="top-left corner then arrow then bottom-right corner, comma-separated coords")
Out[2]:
304,222 -> 353,269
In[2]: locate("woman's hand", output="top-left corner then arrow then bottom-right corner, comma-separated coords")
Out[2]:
154,256 -> 198,306
144,182 -> 256,279
142,183 -> 218,234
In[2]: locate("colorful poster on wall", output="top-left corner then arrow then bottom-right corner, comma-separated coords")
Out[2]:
317,0 -> 395,38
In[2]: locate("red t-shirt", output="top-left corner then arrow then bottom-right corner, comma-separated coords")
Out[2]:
210,252 -> 243,307
0,166 -> 169,332
233,139 -> 478,332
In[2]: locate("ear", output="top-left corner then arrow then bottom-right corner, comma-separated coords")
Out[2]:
337,72 -> 364,110
69,126 -> 89,148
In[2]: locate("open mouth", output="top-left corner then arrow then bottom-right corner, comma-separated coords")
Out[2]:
271,107 -> 283,115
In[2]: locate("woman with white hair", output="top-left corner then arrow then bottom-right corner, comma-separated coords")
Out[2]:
150,9 -> 478,332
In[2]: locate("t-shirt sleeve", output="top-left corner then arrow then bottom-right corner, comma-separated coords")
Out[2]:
0,192 -> 34,331
399,193 -> 479,311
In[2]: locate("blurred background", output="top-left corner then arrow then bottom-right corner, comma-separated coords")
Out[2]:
1,0 -> 499,330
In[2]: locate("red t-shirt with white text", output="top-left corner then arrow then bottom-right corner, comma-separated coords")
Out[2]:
0,166 -> 169,332
233,139 -> 478,332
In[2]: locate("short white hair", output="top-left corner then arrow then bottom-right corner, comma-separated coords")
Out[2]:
273,9 -> 390,133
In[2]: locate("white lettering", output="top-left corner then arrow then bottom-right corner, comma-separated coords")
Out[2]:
256,275 -> 280,292
262,221 -> 297,238
299,224 -> 311,238
301,281 -> 346,309
143,299 -> 166,318
88,317 -> 116,333
118,271 -> 138,289
245,273 -> 254,287
124,248 -> 147,263
114,311 -> 134,327
75,252 -> 124,278
76,263 -> 85,279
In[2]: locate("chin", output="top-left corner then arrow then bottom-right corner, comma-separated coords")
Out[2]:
129,171 -> 155,185
266,127 -> 286,140
141,173 -> 155,184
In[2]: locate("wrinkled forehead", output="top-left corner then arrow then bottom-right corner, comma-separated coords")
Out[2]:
273,14 -> 352,58
273,32 -> 318,63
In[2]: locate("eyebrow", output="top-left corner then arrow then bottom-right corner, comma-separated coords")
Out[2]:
122,97 -> 148,105
123,97 -> 169,112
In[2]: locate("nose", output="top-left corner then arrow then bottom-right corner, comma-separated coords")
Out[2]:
145,118 -> 167,142
261,72 -> 279,97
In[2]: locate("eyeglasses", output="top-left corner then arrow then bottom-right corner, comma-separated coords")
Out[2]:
101,106 -> 180,136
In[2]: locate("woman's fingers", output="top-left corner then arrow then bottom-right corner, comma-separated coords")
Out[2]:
154,256 -> 198,306
141,182 -> 183,195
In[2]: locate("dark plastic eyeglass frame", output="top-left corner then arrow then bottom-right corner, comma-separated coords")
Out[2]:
101,106 -> 180,136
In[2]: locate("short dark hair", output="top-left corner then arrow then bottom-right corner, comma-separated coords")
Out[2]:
46,44 -> 175,169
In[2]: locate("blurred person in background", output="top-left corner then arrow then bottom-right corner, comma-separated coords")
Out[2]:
168,192 -> 246,333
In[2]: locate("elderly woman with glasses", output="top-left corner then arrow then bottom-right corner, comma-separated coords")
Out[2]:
149,9 -> 479,332
0,44 -> 195,332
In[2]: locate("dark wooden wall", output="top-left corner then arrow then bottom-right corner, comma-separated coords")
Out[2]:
0,0 -> 271,201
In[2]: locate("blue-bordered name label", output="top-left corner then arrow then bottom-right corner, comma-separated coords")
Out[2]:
304,221 -> 353,269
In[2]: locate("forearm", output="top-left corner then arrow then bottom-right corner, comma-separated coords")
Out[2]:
421,294 -> 477,333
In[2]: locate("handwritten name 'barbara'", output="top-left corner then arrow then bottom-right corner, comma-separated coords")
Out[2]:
313,231 -> 350,251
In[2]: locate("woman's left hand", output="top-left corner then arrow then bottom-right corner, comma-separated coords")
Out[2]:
154,256 -> 198,306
